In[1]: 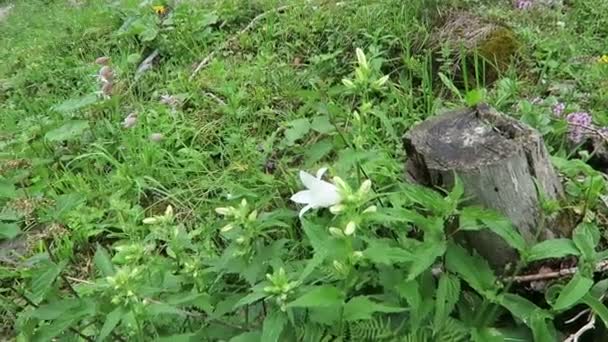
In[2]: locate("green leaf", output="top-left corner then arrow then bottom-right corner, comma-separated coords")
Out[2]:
31,260 -> 66,302
447,175 -> 464,206
45,120 -> 89,142
407,239 -> 446,281
434,274 -> 461,329
94,244 -> 115,277
52,93 -> 99,114
527,239 -> 580,262
402,183 -> 450,216
229,331 -> 262,342
0,222 -> 21,239
286,286 -> 345,308
30,298 -> 80,320
261,310 -> 287,342
148,302 -> 186,316
166,292 -> 213,314
460,207 -> 526,252
304,139 -> 333,165
445,243 -> 496,295
157,334 -> 195,342
310,115 -> 335,134
343,296 -> 405,321
284,118 -> 311,145
573,223 -> 600,260
364,239 -> 415,265
552,273 -> 594,311
97,307 -> 124,342
498,293 -> 546,324
465,88 -> 486,107
0,179 -> 17,199
438,72 -> 463,101
301,220 -> 328,256
530,311 -> 556,342
233,291 -> 266,309
32,315 -> 80,342
471,327 -> 505,342
582,293 -> 608,327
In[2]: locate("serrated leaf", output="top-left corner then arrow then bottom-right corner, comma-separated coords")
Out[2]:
97,307 -> 124,342
304,139 -> 333,165
552,273 -> 593,311
31,260 -> 66,302
166,292 -> 213,314
52,93 -> 99,114
445,243 -> 496,295
573,223 -> 600,260
30,298 -> 80,320
498,293 -> 546,324
434,274 -> 461,329
45,120 -> 89,142
527,239 -> 580,262
343,296 -> 405,321
148,302 -> 186,316
407,239 -> 446,281
447,175 -> 464,206
310,115 -> 335,134
460,207 -> 526,252
94,244 -> 115,277
32,315 -> 80,342
582,293 -> 608,327
261,310 -> 287,342
402,183 -> 450,216
286,286 -> 345,308
0,222 -> 21,239
0,179 -> 17,199
364,239 -> 415,265
284,118 -> 311,145
233,291 -> 266,309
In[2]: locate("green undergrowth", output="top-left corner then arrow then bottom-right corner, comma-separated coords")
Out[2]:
1,0 -> 608,340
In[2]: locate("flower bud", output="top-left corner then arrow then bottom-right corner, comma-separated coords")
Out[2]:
248,209 -> 258,221
332,176 -> 351,194
329,204 -> 346,214
220,224 -> 234,233
236,236 -> 246,244
343,221 -> 356,236
142,217 -> 158,225
342,78 -> 355,88
357,179 -> 372,196
333,260 -> 345,273
164,205 -> 173,217
329,227 -> 345,238
352,251 -> 363,259
355,48 -> 368,70
362,205 -> 377,214
374,75 -> 390,88
215,207 -> 232,216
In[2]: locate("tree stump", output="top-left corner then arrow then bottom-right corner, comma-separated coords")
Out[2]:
404,104 -> 565,269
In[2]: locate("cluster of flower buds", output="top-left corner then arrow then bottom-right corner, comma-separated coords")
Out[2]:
95,56 -> 114,98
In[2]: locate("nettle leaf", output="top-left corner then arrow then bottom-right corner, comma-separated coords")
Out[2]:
286,286 -> 345,308
284,118 -> 311,145
97,307 -> 125,342
498,293 -> 548,324
261,310 -> 287,342
573,223 -> 600,260
0,222 -> 21,239
30,298 -> 81,320
434,273 -> 461,329
445,243 -> 496,296
459,206 -> 526,252
45,120 -> 89,142
446,175 -> 465,207
31,260 -> 67,302
530,311 -> 556,342
94,244 -> 115,277
166,291 -> 213,314
310,115 -> 335,134
230,331 -> 262,342
234,291 -> 266,309
552,273 -> 594,311
364,239 -> 415,265
52,93 -> 99,114
527,239 -> 580,262
0,179 -> 17,199
342,296 -> 406,321
407,239 -> 446,281
304,139 -> 333,165
402,183 -> 450,216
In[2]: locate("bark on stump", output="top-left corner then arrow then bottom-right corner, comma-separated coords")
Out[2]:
404,103 -> 565,269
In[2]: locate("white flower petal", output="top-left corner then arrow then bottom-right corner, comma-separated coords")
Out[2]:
316,167 -> 328,179
299,170 -> 319,190
290,190 -> 313,204
299,204 -> 313,218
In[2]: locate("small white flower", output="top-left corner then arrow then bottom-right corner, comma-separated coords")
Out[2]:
290,167 -> 342,218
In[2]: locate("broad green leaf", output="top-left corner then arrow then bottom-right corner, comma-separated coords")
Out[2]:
52,93 -> 99,113
310,115 -> 335,134
304,139 -> 333,165
261,310 -> 287,342
396,280 -> 421,312
0,222 -> 21,239
284,118 -> 311,145
49,193 -> 86,220
445,243 -> 496,295
460,207 -> 526,252
552,273 -> 593,311
471,327 -> 505,342
166,292 -> 213,314
590,279 -> 608,299
30,298 -> 80,320
498,293 -> 547,324
157,334 -> 195,342
447,175 -> 465,206
527,239 -> 580,262
148,302 -> 186,316
32,315 -> 80,342
364,239 -> 415,265
407,239 -> 446,281
0,179 -> 17,199
97,307 -> 124,342
573,223 -> 600,260
343,296 -> 405,321
434,274 -> 461,329
45,120 -> 89,142
301,220 -> 328,256
402,183 -> 450,216
94,244 -> 115,277
233,291 -> 266,309
286,286 -> 345,308
31,260 -> 66,302
582,293 -> 608,327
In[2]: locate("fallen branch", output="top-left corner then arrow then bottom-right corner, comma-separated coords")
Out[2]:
504,260 -> 608,283
189,5 -> 291,80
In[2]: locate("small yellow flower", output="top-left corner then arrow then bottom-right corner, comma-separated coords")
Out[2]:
152,5 -> 168,16
599,55 -> 608,64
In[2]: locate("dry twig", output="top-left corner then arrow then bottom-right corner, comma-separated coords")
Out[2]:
504,260 -> 608,283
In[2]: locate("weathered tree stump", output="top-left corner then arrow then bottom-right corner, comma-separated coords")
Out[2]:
404,103 -> 565,269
